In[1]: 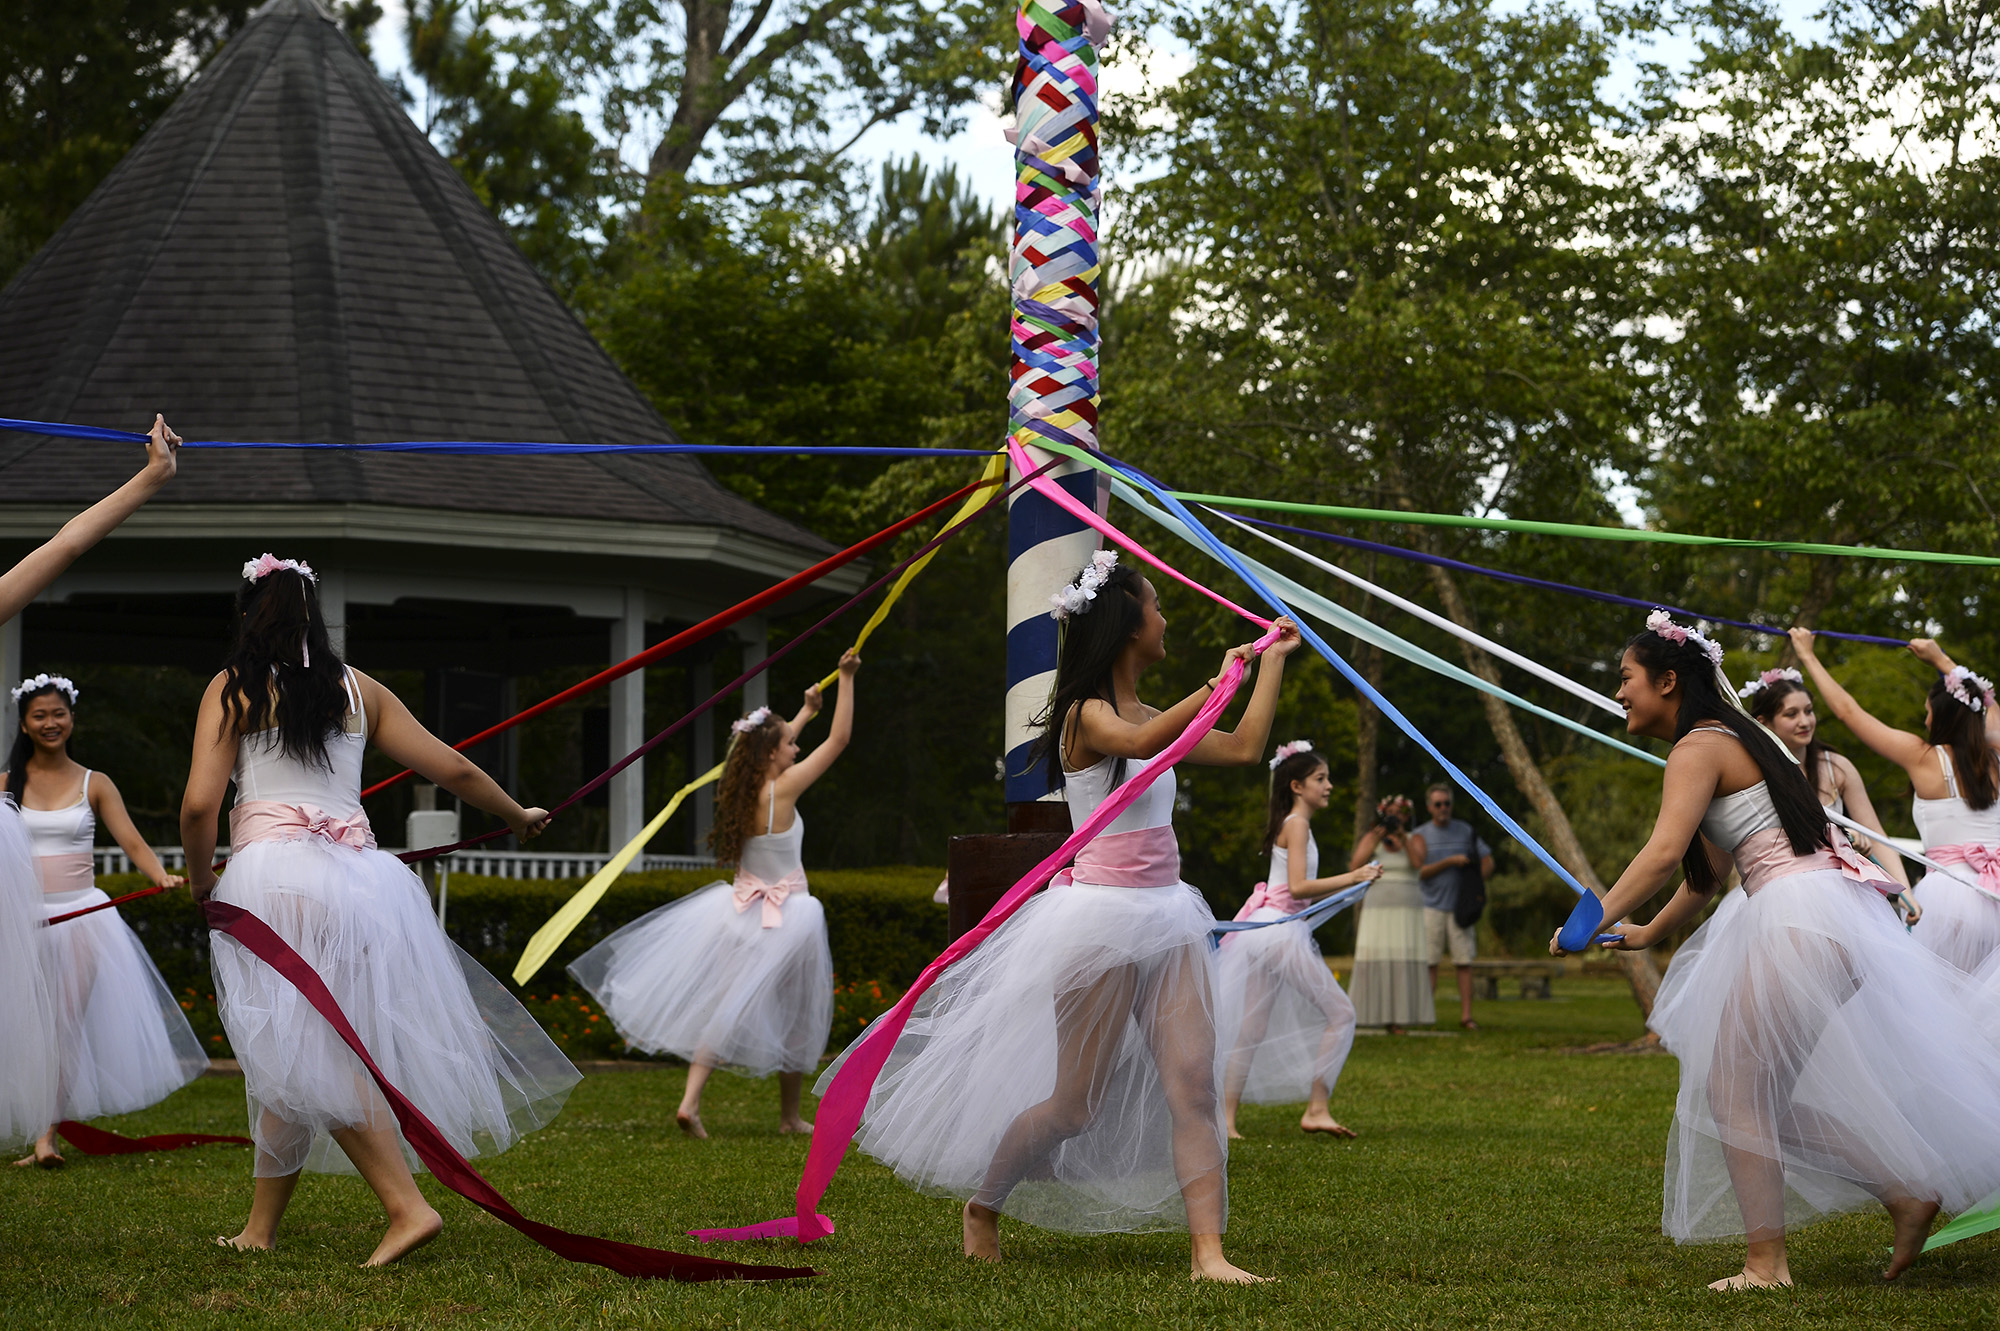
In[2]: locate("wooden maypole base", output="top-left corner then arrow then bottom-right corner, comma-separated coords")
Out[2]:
945,802 -> 1071,941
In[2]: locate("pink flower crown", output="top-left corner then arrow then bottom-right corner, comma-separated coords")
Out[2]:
242,553 -> 316,584
1737,667 -> 1802,700
731,706 -> 774,735
1944,666 -> 1995,714
1645,608 -> 1724,666
1268,739 -> 1315,770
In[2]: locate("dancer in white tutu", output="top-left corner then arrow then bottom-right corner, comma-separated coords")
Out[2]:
834,553 -> 1300,1282
0,415 -> 179,1160
1555,611 -> 2000,1288
183,554 -> 579,1265
11,673 -> 205,1169
569,654 -> 856,1138
1218,740 -> 1380,1139
1793,631 -> 2000,972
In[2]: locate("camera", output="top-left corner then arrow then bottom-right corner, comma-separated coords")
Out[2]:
1377,810 -> 1404,832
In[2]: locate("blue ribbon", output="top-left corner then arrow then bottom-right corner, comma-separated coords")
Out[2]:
1206,880 -> 1372,948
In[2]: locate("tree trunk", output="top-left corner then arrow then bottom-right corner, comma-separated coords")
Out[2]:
1776,555 -> 1843,662
1415,552 -> 1663,1018
647,0 -> 734,186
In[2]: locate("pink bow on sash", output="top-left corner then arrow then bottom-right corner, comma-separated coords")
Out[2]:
1732,825 -> 1896,897
733,869 -> 805,928
1233,881 -> 1271,922
231,800 -> 378,851
1929,843 -> 2000,900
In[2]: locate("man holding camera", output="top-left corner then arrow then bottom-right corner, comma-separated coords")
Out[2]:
1409,783 -> 1492,1030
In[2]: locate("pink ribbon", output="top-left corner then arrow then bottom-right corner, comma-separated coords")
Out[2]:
1233,882 -> 1270,922
732,869 -> 805,928
1928,842 -> 2000,900
231,800 -> 378,851
692,623 -> 1280,1244
1733,825 -> 1898,897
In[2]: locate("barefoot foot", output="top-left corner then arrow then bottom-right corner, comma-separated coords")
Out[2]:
1191,1252 -> 1271,1283
1707,1269 -> 1791,1291
963,1201 -> 1001,1262
215,1232 -> 274,1253
778,1117 -> 814,1136
362,1207 -> 442,1267
1884,1196 -> 1940,1280
676,1108 -> 707,1140
1226,1124 -> 1245,1140
1300,1110 -> 1356,1137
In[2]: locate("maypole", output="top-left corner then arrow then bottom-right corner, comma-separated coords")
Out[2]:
952,0 -> 1114,935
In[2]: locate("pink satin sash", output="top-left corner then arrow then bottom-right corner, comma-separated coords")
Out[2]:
1928,843 -> 2000,900
1233,877 -> 1302,920
1061,824 -> 1181,889
1733,825 -> 1896,897
732,869 -> 806,928
37,851 -> 94,895
230,800 -> 377,851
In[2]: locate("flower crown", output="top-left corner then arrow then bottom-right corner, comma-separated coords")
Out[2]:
1375,793 -> 1415,819
1943,665 -> 1996,714
12,673 -> 78,706
242,553 -> 316,584
1269,739 -> 1315,770
1737,667 -> 1803,700
1049,549 -> 1119,621
731,706 -> 774,735
1645,608 -> 1724,667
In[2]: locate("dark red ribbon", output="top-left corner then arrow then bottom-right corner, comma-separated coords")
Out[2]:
55,1119 -> 251,1153
201,899 -> 813,1282
43,884 -> 166,926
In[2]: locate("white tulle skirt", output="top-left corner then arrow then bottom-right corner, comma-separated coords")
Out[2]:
211,835 -> 579,1176
824,878 -> 1228,1235
569,880 -> 831,1076
1649,871 -> 2000,1243
1907,868 -> 2000,973
1217,908 -> 1356,1105
40,886 -> 206,1121
0,805 -> 57,1148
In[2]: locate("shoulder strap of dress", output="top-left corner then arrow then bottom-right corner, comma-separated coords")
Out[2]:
767,781 -> 777,834
1938,744 -> 1960,799
81,769 -> 91,799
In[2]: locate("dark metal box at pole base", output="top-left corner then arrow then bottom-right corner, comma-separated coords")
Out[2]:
946,801 -> 1073,942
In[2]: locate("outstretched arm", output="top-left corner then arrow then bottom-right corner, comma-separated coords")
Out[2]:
181,674 -> 237,901
1188,618 -> 1302,766
1791,629 -> 1930,770
780,651 -> 858,797
0,417 -> 178,623
360,672 -> 549,839
785,683 -> 824,740
91,772 -> 182,888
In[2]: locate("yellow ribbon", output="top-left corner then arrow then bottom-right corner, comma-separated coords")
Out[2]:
511,453 -> 1007,986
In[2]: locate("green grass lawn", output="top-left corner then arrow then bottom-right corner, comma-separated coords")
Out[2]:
7,976 -> 2000,1329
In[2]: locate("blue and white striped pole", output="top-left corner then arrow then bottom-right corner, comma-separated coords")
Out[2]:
1003,0 -> 1111,809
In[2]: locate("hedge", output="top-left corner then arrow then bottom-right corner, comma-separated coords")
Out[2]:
103,864 -> 948,1059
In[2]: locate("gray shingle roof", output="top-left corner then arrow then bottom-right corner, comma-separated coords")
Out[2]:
0,0 -> 825,551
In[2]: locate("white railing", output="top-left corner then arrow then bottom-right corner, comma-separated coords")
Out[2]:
95,846 -> 714,879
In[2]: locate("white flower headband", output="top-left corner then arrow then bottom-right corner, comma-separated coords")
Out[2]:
1269,739 -> 1315,770
731,706 -> 774,735
12,673 -> 78,706
1944,665 -> 1995,714
1645,608 -> 1724,667
242,553 -> 317,584
1049,549 -> 1119,621
1737,667 -> 1803,700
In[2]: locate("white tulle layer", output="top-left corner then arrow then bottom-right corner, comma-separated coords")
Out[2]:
40,887 -> 206,1121
211,836 -> 579,1176
824,879 -> 1228,1235
1217,908 -> 1356,1105
1649,873 -> 2000,1243
568,880 -> 832,1076
1907,868 -> 2000,973
0,805 -> 56,1148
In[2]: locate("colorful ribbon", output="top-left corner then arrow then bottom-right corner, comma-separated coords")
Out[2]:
201,899 -> 812,1281
44,883 -> 165,926
693,624 -> 1281,1243
54,1119 -> 252,1154
1208,879 -> 1372,946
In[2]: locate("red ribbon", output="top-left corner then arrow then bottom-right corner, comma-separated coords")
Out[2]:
201,899 -> 813,1282
44,884 -> 166,926
55,1119 -> 251,1154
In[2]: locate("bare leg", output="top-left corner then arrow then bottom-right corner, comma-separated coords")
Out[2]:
777,1071 -> 812,1134
328,1124 -> 443,1266
1223,969 -> 1277,1139
1295,953 -> 1358,1137
219,1171 -> 301,1251
678,1059 -> 715,1138
968,965 -> 1137,1261
1455,964 -> 1476,1027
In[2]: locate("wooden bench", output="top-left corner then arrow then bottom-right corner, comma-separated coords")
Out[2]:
1470,957 -> 1566,999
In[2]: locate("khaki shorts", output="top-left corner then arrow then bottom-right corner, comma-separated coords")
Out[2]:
1424,907 -> 1476,966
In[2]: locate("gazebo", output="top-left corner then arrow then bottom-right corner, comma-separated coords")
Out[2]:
0,0 -> 857,855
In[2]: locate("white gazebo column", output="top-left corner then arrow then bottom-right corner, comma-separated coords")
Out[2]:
0,615 -> 18,697
737,616 -> 769,715
608,587 -> 647,850
317,564 -> 348,658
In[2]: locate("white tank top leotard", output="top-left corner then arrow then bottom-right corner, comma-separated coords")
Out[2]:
1263,816 -> 1319,914
1913,747 -> 2000,850
231,669 -> 368,815
739,781 -> 807,888
20,771 -> 96,895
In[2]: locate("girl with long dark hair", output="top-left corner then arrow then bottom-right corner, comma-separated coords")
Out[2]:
829,553 -> 1300,1282
1793,630 -> 2000,972
1216,741 -> 1381,1139
11,674 -> 204,1169
0,416 -> 178,1162
1554,612 -> 2000,1289
569,655 -> 855,1138
183,555 -> 579,1265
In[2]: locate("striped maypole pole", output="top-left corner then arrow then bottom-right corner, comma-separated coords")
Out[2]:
1002,0 -> 1111,812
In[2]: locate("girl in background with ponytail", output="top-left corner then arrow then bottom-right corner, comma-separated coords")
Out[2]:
1556,612 -> 2000,1289
1793,631 -> 2000,972
569,654 -> 855,1139
1216,741 -> 1380,1140
12,673 -> 204,1168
